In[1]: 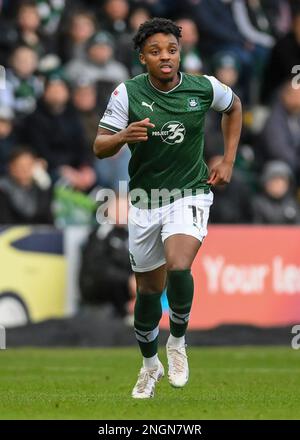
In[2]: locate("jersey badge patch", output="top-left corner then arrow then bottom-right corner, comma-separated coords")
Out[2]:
187,97 -> 200,111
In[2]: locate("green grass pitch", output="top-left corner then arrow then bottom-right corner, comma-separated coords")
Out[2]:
1,347 -> 300,419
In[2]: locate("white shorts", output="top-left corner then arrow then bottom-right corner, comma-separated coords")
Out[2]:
128,192 -> 214,272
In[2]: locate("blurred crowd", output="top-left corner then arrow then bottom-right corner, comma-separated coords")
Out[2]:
0,0 -> 300,226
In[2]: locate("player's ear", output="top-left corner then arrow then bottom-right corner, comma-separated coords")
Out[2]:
139,52 -> 146,65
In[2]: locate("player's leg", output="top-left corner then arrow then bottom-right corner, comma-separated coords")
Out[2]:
164,234 -> 200,387
134,265 -> 166,367
131,265 -> 166,398
128,203 -> 167,398
161,192 -> 213,387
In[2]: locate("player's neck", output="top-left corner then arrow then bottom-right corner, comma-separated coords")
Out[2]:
148,72 -> 181,92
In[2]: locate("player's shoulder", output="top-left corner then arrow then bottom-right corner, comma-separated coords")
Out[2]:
110,75 -> 147,107
182,72 -> 212,86
201,74 -> 232,94
109,82 -> 128,105
182,72 -> 214,94
124,73 -> 147,89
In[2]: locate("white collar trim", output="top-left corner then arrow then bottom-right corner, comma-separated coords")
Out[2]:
148,72 -> 182,94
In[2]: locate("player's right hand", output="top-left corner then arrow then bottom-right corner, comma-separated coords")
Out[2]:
118,118 -> 155,144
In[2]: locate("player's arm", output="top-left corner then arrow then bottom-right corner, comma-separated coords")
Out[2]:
207,93 -> 242,186
93,118 -> 155,159
203,75 -> 242,186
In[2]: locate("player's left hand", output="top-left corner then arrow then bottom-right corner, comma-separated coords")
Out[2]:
207,159 -> 234,186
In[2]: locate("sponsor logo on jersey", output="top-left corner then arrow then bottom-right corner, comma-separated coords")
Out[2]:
142,101 -> 155,111
187,97 -> 200,110
104,108 -> 113,116
113,89 -> 119,96
152,121 -> 186,145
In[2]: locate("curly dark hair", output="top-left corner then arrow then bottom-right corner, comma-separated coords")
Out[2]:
133,17 -> 182,51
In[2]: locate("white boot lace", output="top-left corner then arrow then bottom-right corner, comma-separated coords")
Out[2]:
168,346 -> 187,373
136,368 -> 156,392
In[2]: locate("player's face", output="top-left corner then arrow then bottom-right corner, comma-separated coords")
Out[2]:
140,33 -> 180,83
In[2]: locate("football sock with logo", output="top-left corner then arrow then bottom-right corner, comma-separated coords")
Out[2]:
167,269 -> 194,338
134,291 -> 162,361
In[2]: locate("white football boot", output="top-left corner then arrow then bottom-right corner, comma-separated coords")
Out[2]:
166,343 -> 189,387
131,360 -> 164,399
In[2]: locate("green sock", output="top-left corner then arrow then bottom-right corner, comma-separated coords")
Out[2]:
134,291 -> 162,358
167,269 -> 194,337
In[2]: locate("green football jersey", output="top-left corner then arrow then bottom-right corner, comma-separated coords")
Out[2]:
99,72 -> 233,208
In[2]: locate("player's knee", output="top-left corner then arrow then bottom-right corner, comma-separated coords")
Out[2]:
137,282 -> 163,294
166,262 -> 191,271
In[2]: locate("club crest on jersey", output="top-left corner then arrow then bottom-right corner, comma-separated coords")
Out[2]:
187,97 -> 200,111
152,121 -> 186,145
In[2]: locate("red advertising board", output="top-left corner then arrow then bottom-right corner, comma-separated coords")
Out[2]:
161,226 -> 300,329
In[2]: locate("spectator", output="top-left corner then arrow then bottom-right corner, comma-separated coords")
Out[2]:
71,79 -> 99,154
24,74 -> 96,191
58,9 -> 97,63
6,45 -> 44,118
35,0 -> 67,36
261,0 -> 292,39
0,147 -> 53,224
0,107 -> 19,175
207,154 -> 253,223
261,8 -> 300,103
0,8 -> 17,66
95,147 -> 130,192
252,160 -> 300,224
16,0 -> 50,57
232,1 -> 275,50
64,31 -> 129,86
211,50 -> 242,93
130,0 -> 175,17
205,51 -> 244,157
79,195 -> 135,319
231,0 -> 278,98
259,82 -> 300,183
186,0 -> 274,103
37,52 -> 63,79
185,0 -> 245,57
176,18 -> 204,75
100,0 -> 130,40
116,6 -> 151,76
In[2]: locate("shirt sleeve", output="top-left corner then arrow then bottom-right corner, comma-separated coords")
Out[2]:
99,82 -> 129,132
204,75 -> 234,112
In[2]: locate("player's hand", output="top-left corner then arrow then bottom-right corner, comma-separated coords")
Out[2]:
118,118 -> 155,144
207,159 -> 234,186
